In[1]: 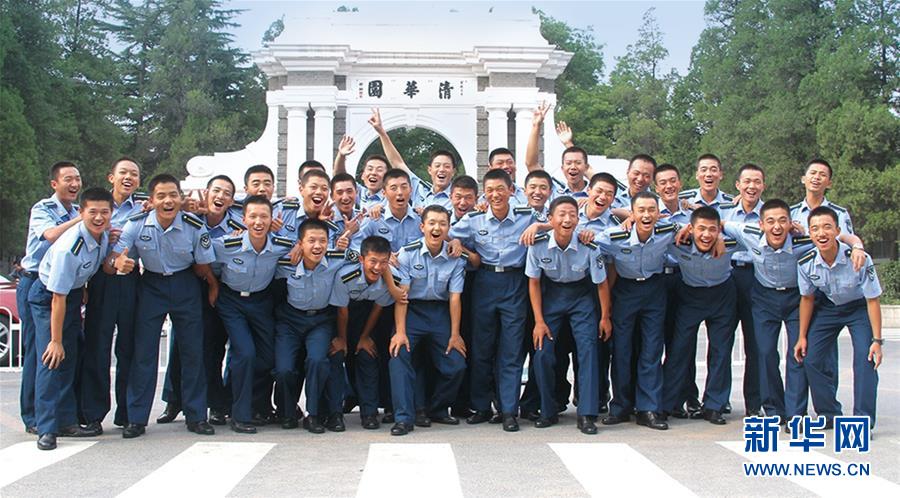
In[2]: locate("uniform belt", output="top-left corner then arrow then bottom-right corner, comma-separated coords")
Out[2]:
621,273 -> 662,283
732,261 -> 753,268
19,271 -> 38,279
768,285 -> 798,292
292,305 -> 331,316
663,266 -> 679,275
480,264 -> 523,273
223,285 -> 268,298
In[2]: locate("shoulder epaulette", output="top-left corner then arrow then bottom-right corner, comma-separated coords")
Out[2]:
797,249 -> 816,266
281,201 -> 300,210
231,199 -> 244,208
678,189 -> 696,199
792,235 -> 812,245
611,215 -> 622,225
277,256 -> 293,266
402,240 -> 423,251
324,220 -> 340,232
743,225 -> 763,236
133,191 -> 149,201
724,238 -> 737,247
71,236 -> 85,256
341,268 -> 362,283
326,249 -> 346,259
580,239 -> 598,250
227,219 -> 246,231
392,274 -> 402,285
465,211 -> 485,218
616,180 -> 627,190
551,177 -> 567,189
790,202 -> 802,210
182,213 -> 203,229
533,232 -> 550,243
42,199 -> 57,208
223,237 -> 243,248
719,203 -> 736,210
609,230 -> 630,241
513,206 -> 534,215
128,211 -> 149,222
829,204 -> 847,213
272,236 -> 293,248
459,251 -> 469,260
722,193 -> 734,202
655,223 -> 676,235
419,178 -> 433,190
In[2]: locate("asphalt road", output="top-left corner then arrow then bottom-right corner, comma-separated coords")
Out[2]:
1,333 -> 898,497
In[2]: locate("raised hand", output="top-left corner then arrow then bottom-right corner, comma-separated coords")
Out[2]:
368,108 -> 384,132
338,135 -> 356,157
532,100 -> 549,127
556,121 -> 573,146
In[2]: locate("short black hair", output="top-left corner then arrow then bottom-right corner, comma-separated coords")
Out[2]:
207,174 -> 235,193
363,154 -> 390,169
50,161 -> 78,181
760,198 -> 790,217
421,205 -> 451,223
244,165 -> 274,186
690,206 -> 720,225
524,169 -> 552,187
148,173 -> 181,195
242,194 -> 272,214
301,168 -> 330,186
631,190 -> 659,207
360,236 -> 391,256
738,163 -> 765,180
808,206 -> 838,226
451,175 -> 478,194
383,168 -> 410,185
653,163 -> 680,182
298,218 -> 330,240
80,187 -> 114,209
589,172 -> 618,192
429,150 -> 457,169
697,153 -> 721,169
489,147 -> 514,164
628,154 -> 657,171
562,146 -> 588,164
299,160 -> 326,178
109,156 -> 140,174
483,168 -> 513,188
331,172 -> 357,190
805,158 -> 833,178
549,195 -> 578,215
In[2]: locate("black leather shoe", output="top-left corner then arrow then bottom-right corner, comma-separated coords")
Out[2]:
342,397 -> 358,414
430,414 -> 460,425
59,424 -> 100,437
37,433 -> 57,450
209,409 -> 227,426
489,412 -> 504,424
689,408 -> 707,420
636,411 -> 668,430
230,420 -> 257,434
745,408 -> 765,417
303,416 -> 326,434
26,425 -> 38,435
601,414 -> 630,425
703,409 -> 726,425
520,409 -> 540,422
502,414 -> 519,432
534,415 -> 558,428
686,398 -> 702,413
669,407 -> 689,419
381,411 -> 395,424
326,414 -> 346,432
451,407 -> 473,418
122,423 -> 146,439
390,422 -> 414,436
83,421 -> 103,435
723,402 -> 732,414
156,403 -> 181,424
251,411 -> 276,426
361,414 -> 380,430
187,420 -> 215,435
281,418 -> 299,430
466,410 -> 493,425
415,410 -> 431,428
578,416 -> 598,435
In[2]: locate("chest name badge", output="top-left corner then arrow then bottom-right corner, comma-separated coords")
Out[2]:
232,258 -> 244,265
413,263 -> 425,270
477,229 -> 489,236
620,248 -> 632,254
378,227 -> 390,234
809,274 -> 820,280
140,235 -> 152,241
751,248 -> 761,255
540,257 -> 552,263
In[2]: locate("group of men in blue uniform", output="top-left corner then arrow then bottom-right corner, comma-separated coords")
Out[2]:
16,107 -> 884,450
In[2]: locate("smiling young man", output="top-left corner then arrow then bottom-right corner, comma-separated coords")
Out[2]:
231,165 -> 301,238
524,102 -> 592,199
794,207 -> 882,429
30,188 -> 114,450
791,158 -> 854,235
611,154 -> 655,217
17,161 -> 82,436
107,174 -> 219,439
357,169 -> 423,252
526,196 -> 612,434
485,147 -> 528,205
680,154 -> 734,210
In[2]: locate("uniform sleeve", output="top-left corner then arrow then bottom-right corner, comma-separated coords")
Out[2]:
589,247 -> 608,284
797,264 -> 815,296
329,273 -> 350,308
30,204 -> 58,241
275,264 -> 292,280
722,221 -> 744,240
358,217 -> 375,241
44,247 -> 77,294
841,210 -> 854,235
593,228 -> 614,252
860,256 -> 882,299
448,260 -> 465,294
448,215 -> 473,246
279,209 -> 300,240
212,238 -> 227,264
193,227 -> 216,265
396,251 -> 412,286
374,288 -> 395,307
114,219 -> 139,254
524,246 -> 542,279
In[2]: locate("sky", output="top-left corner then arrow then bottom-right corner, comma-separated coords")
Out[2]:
224,0 -> 708,78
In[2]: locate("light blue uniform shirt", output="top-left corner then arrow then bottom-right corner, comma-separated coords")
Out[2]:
478,185 -> 528,206
213,233 -> 293,293
21,194 -> 80,272
39,222 -> 108,294
329,263 -> 395,307
357,184 -> 387,211
449,203 -> 540,268
790,198 -> 854,235
395,239 -> 465,301
276,249 -> 357,310
204,211 -> 247,240
550,177 -> 589,200
721,200 -> 763,263
332,208 -> 366,252
231,196 -> 301,239
358,208 -> 422,252
594,222 -> 678,280
723,222 -> 814,289
115,211 -> 216,275
525,232 -> 607,284
577,207 -> 620,234
410,173 -> 453,211
666,236 -> 742,288
798,242 -> 881,306
110,193 -> 147,229
680,188 -> 734,212
659,201 -> 692,268
290,210 -> 344,247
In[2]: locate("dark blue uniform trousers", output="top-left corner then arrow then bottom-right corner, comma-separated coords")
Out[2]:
162,282 -> 230,413
752,283 -> 808,420
128,270 -> 207,425
663,278 -> 737,413
344,299 -> 382,417
662,268 -> 699,407
28,281 -> 82,434
78,270 -> 138,425
805,296 -> 878,425
534,278 -> 599,417
609,275 -> 666,416
733,264 -> 761,412
390,300 -> 466,424
451,271 -> 477,414
215,286 -> 276,424
274,304 -> 343,418
469,269 -> 527,415
16,272 -> 38,429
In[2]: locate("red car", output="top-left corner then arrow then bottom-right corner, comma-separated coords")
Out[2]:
0,273 -> 21,367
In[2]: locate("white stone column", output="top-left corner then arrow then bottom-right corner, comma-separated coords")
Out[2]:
487,107 -> 509,156
313,105 -> 336,165
286,106 -> 308,198
543,103 -> 558,171
514,107 -> 532,185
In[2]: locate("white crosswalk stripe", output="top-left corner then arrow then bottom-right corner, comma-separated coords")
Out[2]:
550,443 -> 695,497
357,443 -> 464,498
719,441 -> 900,496
0,441 -> 97,488
117,442 -> 275,498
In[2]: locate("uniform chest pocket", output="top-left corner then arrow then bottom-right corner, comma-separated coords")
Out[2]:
227,262 -> 248,274
834,271 -> 858,288
287,275 -> 308,290
474,231 -> 491,246
570,260 -> 589,273
409,267 -> 428,280
172,240 -> 193,254
136,234 -> 157,251
435,268 -> 453,283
